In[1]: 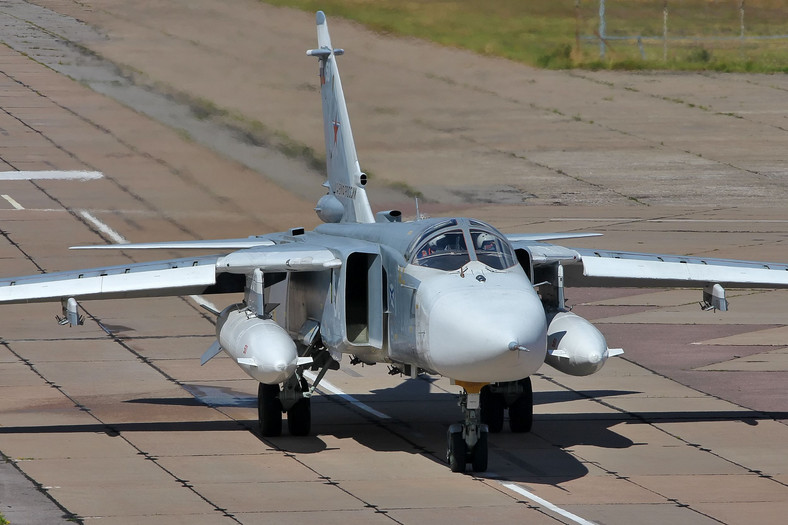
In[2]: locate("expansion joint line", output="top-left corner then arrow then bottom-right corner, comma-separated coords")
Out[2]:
539,370 -> 788,493
29,303 -> 247,523
0,67 -> 198,239
80,301 -> 404,523
0,343 -> 81,522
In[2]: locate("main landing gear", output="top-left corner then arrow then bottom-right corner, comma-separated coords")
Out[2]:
481,377 -> 533,434
258,373 -> 312,437
257,335 -> 339,438
447,377 -> 534,473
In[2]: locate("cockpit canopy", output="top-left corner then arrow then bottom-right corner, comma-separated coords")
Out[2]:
409,219 -> 517,271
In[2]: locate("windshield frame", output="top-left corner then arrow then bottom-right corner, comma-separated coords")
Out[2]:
469,228 -> 517,270
408,218 -> 517,271
411,228 -> 470,271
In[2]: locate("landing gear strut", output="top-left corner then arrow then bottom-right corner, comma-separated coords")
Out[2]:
447,383 -> 489,473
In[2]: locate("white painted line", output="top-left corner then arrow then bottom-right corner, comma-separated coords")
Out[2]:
74,208 -> 386,425
303,370 -> 391,419
76,215 -> 223,326
0,170 -> 103,180
2,194 -> 24,210
501,482 -> 597,525
74,217 -> 220,317
647,219 -> 788,223
549,218 -> 635,222
189,295 -> 220,314
550,218 -> 788,224
78,210 -> 128,245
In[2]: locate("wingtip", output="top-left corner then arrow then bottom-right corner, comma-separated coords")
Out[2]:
316,11 -> 326,25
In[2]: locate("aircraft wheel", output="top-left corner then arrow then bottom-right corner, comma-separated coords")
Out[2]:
508,377 -> 533,433
287,396 -> 312,436
470,431 -> 488,472
480,385 -> 505,433
447,428 -> 467,473
258,383 -> 283,437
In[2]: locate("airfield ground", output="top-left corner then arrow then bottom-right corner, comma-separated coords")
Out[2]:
0,1 -> 786,524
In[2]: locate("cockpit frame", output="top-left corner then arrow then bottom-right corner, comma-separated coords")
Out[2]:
408,218 -> 516,271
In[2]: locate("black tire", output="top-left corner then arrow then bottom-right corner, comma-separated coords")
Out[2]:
258,382 -> 283,437
448,430 -> 467,473
287,396 -> 312,436
508,377 -> 533,433
480,385 -> 505,433
470,431 -> 488,472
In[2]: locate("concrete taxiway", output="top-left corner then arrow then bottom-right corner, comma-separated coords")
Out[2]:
0,1 -> 786,524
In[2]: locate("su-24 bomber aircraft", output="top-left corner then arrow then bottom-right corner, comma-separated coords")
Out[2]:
2,12 -> 788,473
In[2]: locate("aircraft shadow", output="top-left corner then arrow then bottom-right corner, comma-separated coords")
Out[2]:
3,380 -> 784,484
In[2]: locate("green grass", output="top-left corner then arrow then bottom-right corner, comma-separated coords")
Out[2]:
264,0 -> 788,72
0,512 -> 8,525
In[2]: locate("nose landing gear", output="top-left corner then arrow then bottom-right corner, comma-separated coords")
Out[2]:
447,382 -> 489,473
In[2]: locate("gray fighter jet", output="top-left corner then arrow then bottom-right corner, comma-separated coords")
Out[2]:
1,12 -> 786,472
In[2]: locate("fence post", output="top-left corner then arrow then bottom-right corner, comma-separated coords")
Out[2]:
599,0 -> 606,59
663,1 -> 668,61
575,0 -> 581,60
740,0 -> 745,40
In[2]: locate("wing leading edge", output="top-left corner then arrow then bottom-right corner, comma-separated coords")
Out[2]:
569,248 -> 788,289
0,256 -> 219,303
511,238 -> 788,289
0,245 -> 341,305
70,237 -> 275,250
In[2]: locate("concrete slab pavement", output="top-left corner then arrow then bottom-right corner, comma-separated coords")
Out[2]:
0,1 -> 786,524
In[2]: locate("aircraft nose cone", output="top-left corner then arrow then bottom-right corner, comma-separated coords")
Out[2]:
421,287 -> 547,382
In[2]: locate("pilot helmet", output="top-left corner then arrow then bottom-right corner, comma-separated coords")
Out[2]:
476,233 -> 496,250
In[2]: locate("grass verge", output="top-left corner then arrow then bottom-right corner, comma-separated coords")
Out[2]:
264,0 -> 788,72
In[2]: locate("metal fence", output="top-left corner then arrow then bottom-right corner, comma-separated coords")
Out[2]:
579,0 -> 788,63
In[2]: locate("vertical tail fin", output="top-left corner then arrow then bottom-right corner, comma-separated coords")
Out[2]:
307,11 -> 374,224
